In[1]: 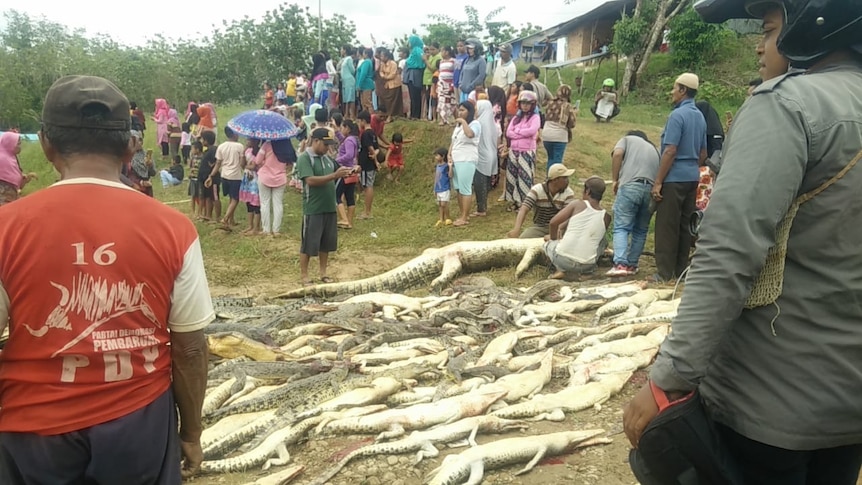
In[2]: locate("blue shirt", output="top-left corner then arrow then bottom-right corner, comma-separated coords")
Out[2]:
434,164 -> 451,193
453,54 -> 469,87
661,98 -> 707,183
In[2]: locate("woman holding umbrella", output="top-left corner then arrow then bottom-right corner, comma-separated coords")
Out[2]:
228,109 -> 300,236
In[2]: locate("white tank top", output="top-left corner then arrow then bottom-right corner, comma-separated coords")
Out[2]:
555,203 -> 607,263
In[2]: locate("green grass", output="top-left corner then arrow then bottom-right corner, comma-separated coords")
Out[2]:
17,97 -> 673,295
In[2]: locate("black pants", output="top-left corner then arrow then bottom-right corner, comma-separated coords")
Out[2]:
407,84 -> 423,120
181,145 -> 191,164
654,181 -> 697,280
717,424 -> 862,485
0,389 -> 180,485
473,171 -> 490,213
160,141 -> 169,157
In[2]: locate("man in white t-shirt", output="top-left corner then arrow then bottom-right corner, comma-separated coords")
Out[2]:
492,44 -> 517,93
211,126 -> 246,229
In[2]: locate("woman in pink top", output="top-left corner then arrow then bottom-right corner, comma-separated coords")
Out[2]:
253,139 -> 292,236
505,90 -> 541,210
152,99 -> 170,161
0,133 -> 36,206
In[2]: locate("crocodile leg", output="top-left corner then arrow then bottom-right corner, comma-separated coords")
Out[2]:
464,460 -> 487,485
431,252 -> 464,290
375,423 -> 406,442
514,446 -> 548,476
223,376 -> 263,407
528,408 -> 566,422
261,443 -> 290,471
413,440 -> 441,464
516,246 -> 544,278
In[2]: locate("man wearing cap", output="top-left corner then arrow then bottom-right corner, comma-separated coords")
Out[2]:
523,64 -> 552,108
624,0 -> 862,482
0,76 -> 214,482
296,127 -> 353,285
650,72 -> 707,282
492,44 -> 517,93
507,164 -> 576,239
544,176 -> 611,280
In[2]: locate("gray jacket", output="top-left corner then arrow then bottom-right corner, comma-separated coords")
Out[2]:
650,59 -> 862,451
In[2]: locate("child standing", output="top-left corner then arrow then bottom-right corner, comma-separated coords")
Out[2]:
188,141 -> 202,219
433,147 -> 453,227
385,132 -> 408,183
198,131 -> 219,222
181,123 -> 192,165
240,139 -> 262,235
357,110 -> 380,220
276,82 -> 286,105
263,82 -> 275,109
286,74 -> 297,105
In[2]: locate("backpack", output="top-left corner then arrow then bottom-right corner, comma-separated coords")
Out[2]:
629,384 -> 743,485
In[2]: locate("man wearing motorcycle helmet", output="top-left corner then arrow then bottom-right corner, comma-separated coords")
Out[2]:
624,0 -> 862,483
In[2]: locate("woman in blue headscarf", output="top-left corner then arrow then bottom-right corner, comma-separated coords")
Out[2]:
404,35 -> 425,120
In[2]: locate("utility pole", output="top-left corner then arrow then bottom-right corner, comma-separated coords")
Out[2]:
318,0 -> 322,51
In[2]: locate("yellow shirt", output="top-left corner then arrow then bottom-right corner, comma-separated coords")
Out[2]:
286,79 -> 297,96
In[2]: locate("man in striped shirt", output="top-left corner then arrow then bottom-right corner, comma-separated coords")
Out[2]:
507,164 -> 576,238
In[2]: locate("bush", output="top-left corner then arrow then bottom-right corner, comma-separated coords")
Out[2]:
667,8 -> 733,70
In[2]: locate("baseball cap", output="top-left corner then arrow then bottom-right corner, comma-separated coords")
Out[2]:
675,73 -> 700,90
42,75 -> 131,131
525,65 -> 541,77
311,127 -> 337,145
548,164 -> 575,180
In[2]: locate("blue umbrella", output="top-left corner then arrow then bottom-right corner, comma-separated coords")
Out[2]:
227,110 -> 300,140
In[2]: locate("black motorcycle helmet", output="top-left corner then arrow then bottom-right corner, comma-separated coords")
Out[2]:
693,0 -> 862,68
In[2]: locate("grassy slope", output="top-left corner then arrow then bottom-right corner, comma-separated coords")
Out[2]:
16,103 -> 666,295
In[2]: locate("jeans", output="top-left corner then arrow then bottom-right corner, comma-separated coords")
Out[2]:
159,170 -> 181,188
543,240 -> 598,274
258,182 -> 285,234
612,180 -> 653,267
543,141 -> 568,169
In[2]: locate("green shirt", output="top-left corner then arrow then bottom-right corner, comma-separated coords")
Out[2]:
424,53 -> 441,85
296,150 -> 337,215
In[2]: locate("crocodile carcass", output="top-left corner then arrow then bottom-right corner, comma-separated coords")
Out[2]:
276,238 -> 547,298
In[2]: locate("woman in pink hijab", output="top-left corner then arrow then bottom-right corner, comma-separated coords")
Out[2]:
152,98 -> 170,160
0,133 -> 37,206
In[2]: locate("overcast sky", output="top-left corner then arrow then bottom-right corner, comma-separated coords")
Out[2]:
5,0 -> 608,47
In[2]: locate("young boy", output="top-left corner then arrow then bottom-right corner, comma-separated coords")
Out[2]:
180,122 -> 192,165
188,141 -> 203,219
357,110 -> 380,220
212,126 -> 246,229
198,132 -> 218,222
159,155 -> 184,188
286,73 -> 297,105
434,147 -> 453,227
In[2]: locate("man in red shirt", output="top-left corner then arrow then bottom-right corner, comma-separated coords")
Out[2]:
0,76 -> 214,483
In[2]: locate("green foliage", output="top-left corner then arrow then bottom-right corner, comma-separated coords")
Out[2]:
422,7 -> 539,48
516,23 -> 544,39
667,7 -> 732,69
0,7 -> 356,131
611,0 -> 659,56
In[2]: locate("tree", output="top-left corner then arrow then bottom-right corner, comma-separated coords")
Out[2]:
0,7 -> 358,130
667,7 -> 730,69
422,6 -> 532,48
516,23 -> 544,40
568,0 -> 694,96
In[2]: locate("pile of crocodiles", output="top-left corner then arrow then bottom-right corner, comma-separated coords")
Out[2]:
202,265 -> 680,485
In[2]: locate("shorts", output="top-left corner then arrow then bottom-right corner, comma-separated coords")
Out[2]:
452,161 -> 477,195
360,170 -> 376,188
436,191 -> 451,203
188,178 -> 200,198
0,389 -> 180,485
246,202 -> 261,214
301,213 -> 338,256
222,179 -> 242,200
198,179 -> 214,200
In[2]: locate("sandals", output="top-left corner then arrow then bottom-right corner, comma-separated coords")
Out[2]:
320,276 -> 335,283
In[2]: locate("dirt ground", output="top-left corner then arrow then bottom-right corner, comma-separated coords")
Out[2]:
202,255 -> 862,485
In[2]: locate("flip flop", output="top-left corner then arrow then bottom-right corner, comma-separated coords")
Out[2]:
320,276 -> 335,283
301,280 -> 315,287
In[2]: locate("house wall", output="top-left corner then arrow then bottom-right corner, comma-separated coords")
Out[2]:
565,17 -> 617,61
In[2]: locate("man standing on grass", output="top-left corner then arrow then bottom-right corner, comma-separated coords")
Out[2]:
492,44 -> 517,94
607,130 -> 660,276
523,65 -> 552,109
0,75 -> 214,483
651,73 -> 707,282
210,126 -> 246,230
297,128 -> 353,285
